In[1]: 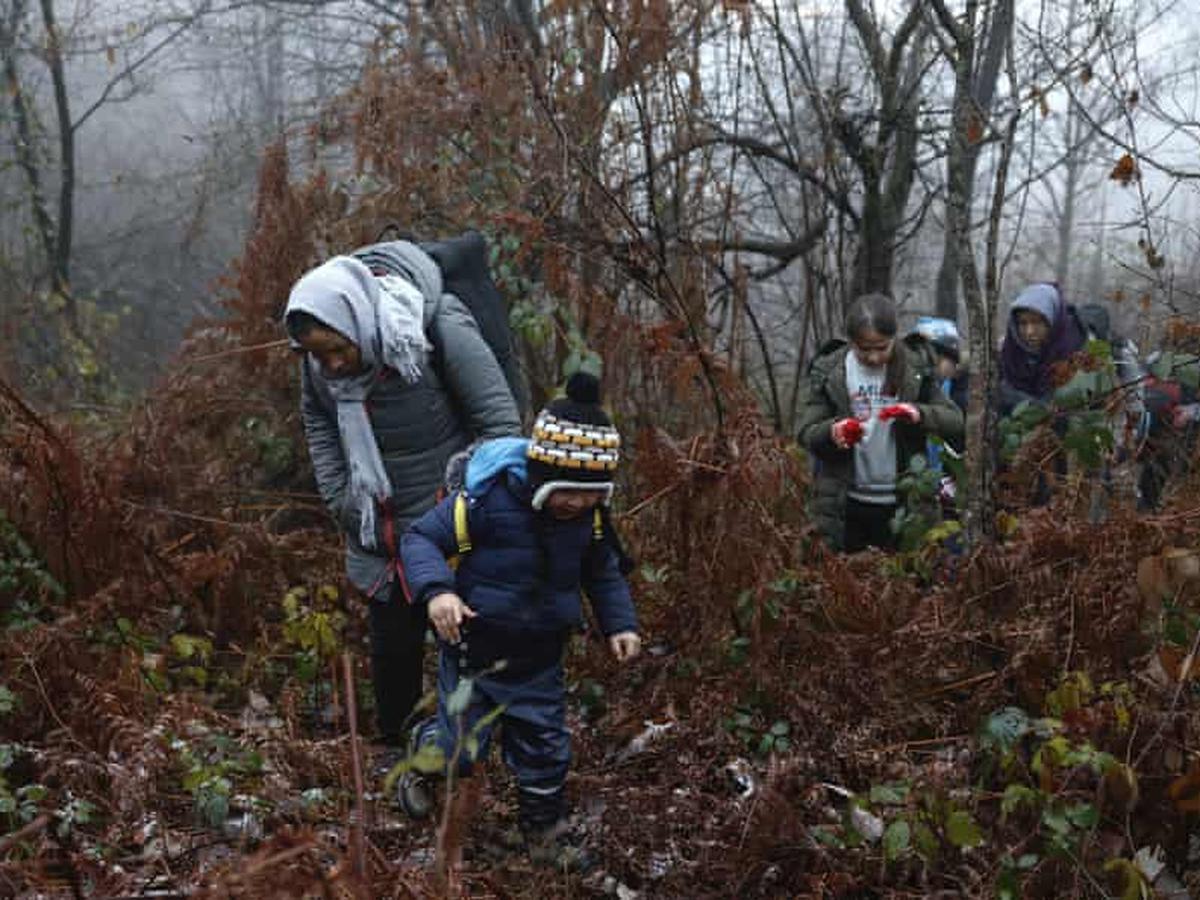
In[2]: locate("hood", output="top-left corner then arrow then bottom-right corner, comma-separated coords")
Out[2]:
465,437 -> 530,495
1008,283 -> 1062,351
284,255 -> 382,363
352,240 -> 443,328
1000,282 -> 1086,398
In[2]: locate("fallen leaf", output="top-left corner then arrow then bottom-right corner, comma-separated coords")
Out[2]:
1136,553 -> 1169,605
1158,644 -> 1200,682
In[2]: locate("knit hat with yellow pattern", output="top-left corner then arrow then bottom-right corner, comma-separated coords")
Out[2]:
526,372 -> 621,510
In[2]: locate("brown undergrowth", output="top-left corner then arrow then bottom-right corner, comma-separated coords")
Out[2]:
9,331 -> 1197,898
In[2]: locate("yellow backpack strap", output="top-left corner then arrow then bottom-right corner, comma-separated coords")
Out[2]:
454,492 -> 472,554
593,507 -> 604,541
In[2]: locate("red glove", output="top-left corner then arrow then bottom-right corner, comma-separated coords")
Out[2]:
878,403 -> 921,424
832,418 -> 864,448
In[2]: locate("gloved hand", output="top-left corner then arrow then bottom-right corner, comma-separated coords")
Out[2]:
831,418 -> 865,448
879,403 -> 921,424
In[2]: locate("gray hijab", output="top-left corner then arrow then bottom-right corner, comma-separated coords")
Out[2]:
285,251 -> 442,549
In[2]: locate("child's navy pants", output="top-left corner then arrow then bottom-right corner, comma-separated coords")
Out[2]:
419,638 -> 570,831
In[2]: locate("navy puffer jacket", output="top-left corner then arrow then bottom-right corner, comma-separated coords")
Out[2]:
400,469 -> 637,641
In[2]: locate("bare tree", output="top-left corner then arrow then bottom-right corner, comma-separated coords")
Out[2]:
0,0 -> 213,330
930,0 -> 1013,320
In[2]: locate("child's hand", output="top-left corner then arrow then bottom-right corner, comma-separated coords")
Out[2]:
428,592 -> 476,644
608,631 -> 642,662
878,403 -> 921,424
831,418 -> 864,448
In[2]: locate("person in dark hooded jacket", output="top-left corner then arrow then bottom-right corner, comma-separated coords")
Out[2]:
396,373 -> 639,868
997,283 -> 1091,506
998,282 -> 1087,414
284,242 -> 522,751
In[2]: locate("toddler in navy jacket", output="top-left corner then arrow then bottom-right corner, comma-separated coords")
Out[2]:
399,373 -> 640,854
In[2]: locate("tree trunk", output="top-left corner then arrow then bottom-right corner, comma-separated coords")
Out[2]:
934,0 -> 1014,320
843,3 -> 925,302
852,176 -> 894,298
2,2 -> 62,312
934,0 -> 995,545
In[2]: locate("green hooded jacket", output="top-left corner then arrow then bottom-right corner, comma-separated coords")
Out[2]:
796,337 -> 965,550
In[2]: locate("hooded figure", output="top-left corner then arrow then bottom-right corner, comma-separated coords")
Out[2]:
998,282 -> 1086,414
397,374 -> 639,861
284,241 -> 521,747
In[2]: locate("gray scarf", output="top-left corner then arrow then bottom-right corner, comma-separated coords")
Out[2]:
285,251 -> 442,549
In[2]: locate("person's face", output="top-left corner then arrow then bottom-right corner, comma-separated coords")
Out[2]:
296,325 -> 364,379
851,328 -> 894,369
935,355 -> 958,380
1015,310 -> 1051,351
543,487 -> 608,520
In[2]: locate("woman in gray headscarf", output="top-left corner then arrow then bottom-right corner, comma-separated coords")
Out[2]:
284,241 -> 521,748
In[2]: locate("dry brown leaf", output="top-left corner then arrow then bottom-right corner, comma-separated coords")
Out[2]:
1168,758 -> 1200,813
1137,553 -> 1169,604
966,113 -> 984,145
1157,644 -> 1200,682
1110,153 -> 1139,186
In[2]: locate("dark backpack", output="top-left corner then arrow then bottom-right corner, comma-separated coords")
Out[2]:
356,228 -> 528,417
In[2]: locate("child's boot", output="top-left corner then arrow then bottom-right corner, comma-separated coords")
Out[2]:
395,717 -> 437,819
523,819 -> 594,873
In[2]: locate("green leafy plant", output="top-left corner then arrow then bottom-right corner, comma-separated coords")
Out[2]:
0,744 -> 94,843
0,512 -> 64,624
54,794 -> 97,839
382,672 -> 506,792
242,416 -> 294,481
885,451 -> 963,579
0,745 -> 45,832
280,585 -> 346,684
892,453 -> 943,553
976,697 -> 1137,896
88,615 -> 157,653
998,400 -> 1051,461
723,704 -> 792,756
819,780 -> 983,861
168,632 -> 214,689
172,732 -> 264,830
998,342 -> 1120,472
1162,599 -> 1200,653
734,586 -> 783,633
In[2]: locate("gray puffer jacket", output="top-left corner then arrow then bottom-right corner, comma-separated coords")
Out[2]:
299,246 -> 522,597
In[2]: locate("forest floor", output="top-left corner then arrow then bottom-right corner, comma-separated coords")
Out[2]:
3,485 -> 1199,899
